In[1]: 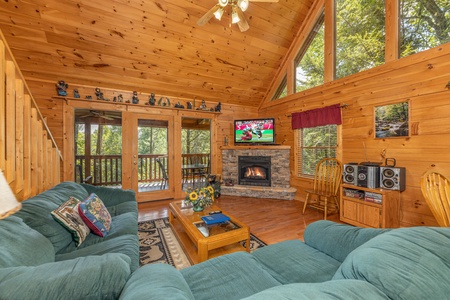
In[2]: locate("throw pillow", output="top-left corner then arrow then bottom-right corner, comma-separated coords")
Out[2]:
51,197 -> 91,246
78,193 -> 112,237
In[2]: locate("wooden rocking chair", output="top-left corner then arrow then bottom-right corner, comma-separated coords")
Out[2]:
421,170 -> 450,227
302,158 -> 343,220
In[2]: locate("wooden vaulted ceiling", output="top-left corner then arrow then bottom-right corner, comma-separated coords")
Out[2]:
0,0 -> 313,107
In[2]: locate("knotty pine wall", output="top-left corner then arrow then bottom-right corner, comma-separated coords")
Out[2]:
259,42 -> 450,227
25,80 -> 257,189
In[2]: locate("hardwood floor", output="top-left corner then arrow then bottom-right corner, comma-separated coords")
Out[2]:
138,195 -> 341,244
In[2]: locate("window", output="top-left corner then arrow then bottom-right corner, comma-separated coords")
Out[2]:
271,75 -> 287,100
336,0 -> 385,79
400,0 -> 450,58
295,13 -> 325,92
296,125 -> 338,177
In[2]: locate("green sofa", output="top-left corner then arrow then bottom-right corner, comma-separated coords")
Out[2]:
120,221 -> 450,300
2,182 -> 450,300
0,181 -> 139,300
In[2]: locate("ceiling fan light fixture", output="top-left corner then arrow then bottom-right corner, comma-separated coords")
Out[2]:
213,7 -> 225,20
237,0 -> 249,12
218,0 -> 229,7
231,6 -> 240,24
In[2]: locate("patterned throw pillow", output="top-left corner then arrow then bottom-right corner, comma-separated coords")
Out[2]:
78,193 -> 112,237
51,197 -> 91,246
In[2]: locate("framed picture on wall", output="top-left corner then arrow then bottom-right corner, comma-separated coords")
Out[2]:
374,101 -> 410,138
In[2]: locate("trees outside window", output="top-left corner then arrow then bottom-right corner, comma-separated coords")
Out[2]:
336,0 -> 385,79
296,125 -> 338,176
400,0 -> 450,57
295,14 -> 325,92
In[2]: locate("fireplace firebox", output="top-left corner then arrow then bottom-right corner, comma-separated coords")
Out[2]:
238,156 -> 271,186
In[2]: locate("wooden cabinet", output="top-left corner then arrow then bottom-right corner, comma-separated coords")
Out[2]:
340,184 -> 400,228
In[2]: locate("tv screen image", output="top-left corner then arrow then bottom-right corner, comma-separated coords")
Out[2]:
234,118 -> 275,144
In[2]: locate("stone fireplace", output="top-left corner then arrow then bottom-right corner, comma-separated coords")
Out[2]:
221,146 -> 296,200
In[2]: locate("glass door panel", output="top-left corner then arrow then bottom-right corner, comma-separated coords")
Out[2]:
137,118 -> 169,192
74,109 -> 122,187
181,117 -> 211,191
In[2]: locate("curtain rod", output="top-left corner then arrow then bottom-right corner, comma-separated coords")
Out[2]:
286,103 -> 349,118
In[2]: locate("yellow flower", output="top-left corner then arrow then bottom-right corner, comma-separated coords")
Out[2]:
207,186 -> 214,194
189,191 -> 198,201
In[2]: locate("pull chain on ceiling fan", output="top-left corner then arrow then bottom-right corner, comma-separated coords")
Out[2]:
197,0 -> 279,32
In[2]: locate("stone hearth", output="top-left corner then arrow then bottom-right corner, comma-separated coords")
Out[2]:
221,146 -> 296,200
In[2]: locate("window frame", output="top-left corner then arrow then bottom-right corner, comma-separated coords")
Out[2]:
295,124 -> 340,178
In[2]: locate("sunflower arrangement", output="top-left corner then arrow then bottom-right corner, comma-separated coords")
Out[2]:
184,185 -> 215,211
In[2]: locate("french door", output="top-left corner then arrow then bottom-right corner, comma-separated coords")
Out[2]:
122,112 -> 174,202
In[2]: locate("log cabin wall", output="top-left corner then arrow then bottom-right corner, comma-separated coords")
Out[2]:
259,42 -> 450,227
0,32 -> 61,201
25,80 -> 258,192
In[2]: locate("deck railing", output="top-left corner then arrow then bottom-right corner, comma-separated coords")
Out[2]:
75,153 -> 209,186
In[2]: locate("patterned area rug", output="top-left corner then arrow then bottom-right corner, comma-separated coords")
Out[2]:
139,218 -> 267,270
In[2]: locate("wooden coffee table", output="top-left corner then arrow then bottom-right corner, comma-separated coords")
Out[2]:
169,200 -> 250,264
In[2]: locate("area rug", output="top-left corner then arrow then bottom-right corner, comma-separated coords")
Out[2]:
139,218 -> 267,270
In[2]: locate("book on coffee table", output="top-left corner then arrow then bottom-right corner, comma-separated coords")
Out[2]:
201,213 -> 230,225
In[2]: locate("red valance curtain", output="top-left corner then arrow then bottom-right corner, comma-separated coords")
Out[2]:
291,104 -> 342,129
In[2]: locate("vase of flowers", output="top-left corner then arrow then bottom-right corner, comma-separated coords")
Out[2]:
184,185 -> 215,212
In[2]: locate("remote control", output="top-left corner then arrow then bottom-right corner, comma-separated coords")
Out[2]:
209,210 -> 222,215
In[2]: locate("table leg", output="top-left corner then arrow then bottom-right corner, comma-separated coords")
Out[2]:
245,236 -> 250,253
198,241 -> 208,263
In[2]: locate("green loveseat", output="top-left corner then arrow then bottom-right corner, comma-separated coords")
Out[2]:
121,220 -> 450,300
0,181 -> 139,300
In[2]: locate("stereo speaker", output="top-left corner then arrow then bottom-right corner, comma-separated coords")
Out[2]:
380,167 -> 406,191
357,165 -> 380,188
343,164 -> 358,185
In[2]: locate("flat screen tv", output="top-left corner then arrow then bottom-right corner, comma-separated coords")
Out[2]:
234,118 -> 275,145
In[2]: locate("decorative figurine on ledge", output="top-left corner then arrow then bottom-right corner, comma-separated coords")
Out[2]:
117,94 -> 123,102
95,88 -> 105,100
132,91 -> 139,104
148,93 -> 156,106
187,102 -> 193,109
174,101 -> 184,109
56,80 -> 68,96
158,97 -> 171,107
197,100 -> 207,110
85,95 -> 92,100
215,102 -> 222,112
73,89 -> 80,98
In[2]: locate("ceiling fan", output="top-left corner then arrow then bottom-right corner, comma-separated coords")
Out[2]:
197,0 -> 279,32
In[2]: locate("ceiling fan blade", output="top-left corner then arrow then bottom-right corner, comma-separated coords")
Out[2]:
235,6 -> 250,32
197,4 -> 220,26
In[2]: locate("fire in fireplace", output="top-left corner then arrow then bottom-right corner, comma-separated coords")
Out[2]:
238,156 -> 271,186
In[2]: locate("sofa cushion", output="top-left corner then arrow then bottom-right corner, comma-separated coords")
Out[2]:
0,216 -> 54,267
79,193 -> 112,237
0,253 -> 131,300
14,181 -> 90,252
304,220 -> 390,262
120,263 -> 195,300
181,251 -> 281,300
51,197 -> 91,246
55,234 -> 140,272
252,239 -> 341,284
58,212 -> 138,253
333,226 -> 450,300
241,280 -> 389,300
81,183 -> 136,207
